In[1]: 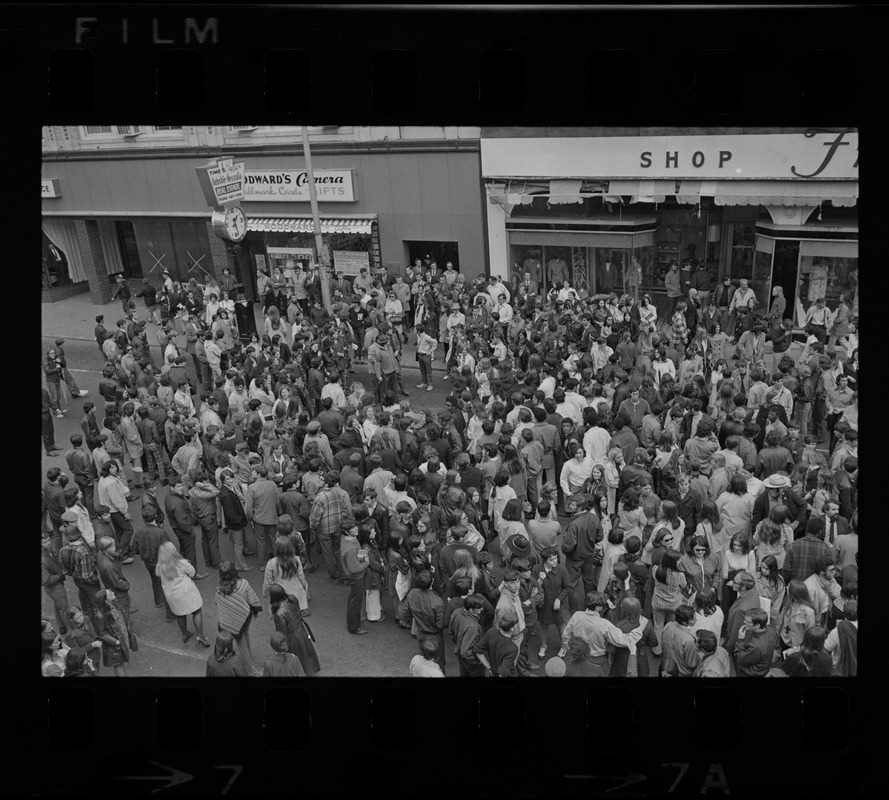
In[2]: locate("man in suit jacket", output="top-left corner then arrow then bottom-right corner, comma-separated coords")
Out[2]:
821,501 -> 850,548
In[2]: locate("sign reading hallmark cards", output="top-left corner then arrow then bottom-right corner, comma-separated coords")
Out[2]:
195,158 -> 246,206
244,169 -> 356,202
41,178 -> 61,198
332,250 -> 369,277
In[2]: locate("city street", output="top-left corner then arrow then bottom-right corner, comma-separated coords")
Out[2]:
41,327 -> 482,678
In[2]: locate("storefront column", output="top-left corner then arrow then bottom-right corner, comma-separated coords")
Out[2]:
486,198 -> 508,279
75,220 -> 114,305
206,222 -> 251,300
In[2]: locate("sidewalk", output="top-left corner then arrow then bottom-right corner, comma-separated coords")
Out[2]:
40,294 -> 441,370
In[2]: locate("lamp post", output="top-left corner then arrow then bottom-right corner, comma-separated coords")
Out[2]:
301,125 -> 332,313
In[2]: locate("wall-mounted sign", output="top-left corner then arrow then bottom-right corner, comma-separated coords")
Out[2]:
195,157 -> 246,206
332,249 -> 369,277
481,131 -> 859,181
244,169 -> 356,202
41,178 -> 61,198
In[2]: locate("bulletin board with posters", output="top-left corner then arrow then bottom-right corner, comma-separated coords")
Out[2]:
332,249 -> 370,278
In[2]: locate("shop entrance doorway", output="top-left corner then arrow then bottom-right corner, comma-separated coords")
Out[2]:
771,240 -> 800,320
404,241 -> 460,274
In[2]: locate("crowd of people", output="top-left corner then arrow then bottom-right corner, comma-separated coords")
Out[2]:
42,256 -> 858,678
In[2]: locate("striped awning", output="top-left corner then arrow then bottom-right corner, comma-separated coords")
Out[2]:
247,216 -> 375,234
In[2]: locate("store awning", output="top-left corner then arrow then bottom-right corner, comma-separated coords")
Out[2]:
678,180 -> 858,208
607,180 -> 676,204
247,216 -> 376,234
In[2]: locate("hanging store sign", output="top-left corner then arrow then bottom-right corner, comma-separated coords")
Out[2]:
481,130 -> 859,181
195,157 -> 247,206
41,178 -> 62,198
332,249 -> 369,277
244,169 -> 356,202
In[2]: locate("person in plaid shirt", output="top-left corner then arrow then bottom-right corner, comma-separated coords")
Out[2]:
58,516 -> 102,629
782,517 -> 832,584
309,471 -> 355,584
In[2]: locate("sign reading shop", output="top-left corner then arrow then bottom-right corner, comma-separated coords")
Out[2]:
481,130 -> 859,181
244,169 -> 356,202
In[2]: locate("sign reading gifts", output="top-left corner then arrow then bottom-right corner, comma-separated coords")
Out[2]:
195,157 -> 246,206
244,169 -> 356,202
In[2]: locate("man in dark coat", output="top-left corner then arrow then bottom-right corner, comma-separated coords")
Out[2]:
560,498 -> 602,614
751,473 -> 805,534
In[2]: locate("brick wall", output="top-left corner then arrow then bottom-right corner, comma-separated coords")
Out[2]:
76,220 -> 113,304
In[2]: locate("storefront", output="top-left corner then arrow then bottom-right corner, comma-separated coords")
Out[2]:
481,129 -> 859,317
42,136 -> 485,304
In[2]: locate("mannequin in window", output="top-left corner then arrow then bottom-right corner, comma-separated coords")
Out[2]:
807,261 -> 829,302
547,254 -> 570,287
597,252 -> 620,293
625,257 -> 643,303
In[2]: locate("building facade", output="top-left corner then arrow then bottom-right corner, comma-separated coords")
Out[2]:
41,126 -> 485,304
481,127 -> 859,325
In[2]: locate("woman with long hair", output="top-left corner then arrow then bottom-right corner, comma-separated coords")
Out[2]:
695,498 -> 727,569
707,452 -> 731,501
489,470 -> 517,533
807,468 -> 838,519
711,376 -> 735,426
651,549 -> 689,654
268,582 -> 320,676
447,548 -> 483,598
357,524 -> 388,623
596,526 -> 627,593
500,445 -> 528,508
780,580 -> 817,653
778,625 -> 832,677
687,586 -> 724,639
678,535 -> 720,597
715,473 -> 754,538
262,536 -> 309,611
652,432 -> 682,498
754,553 -> 786,628
752,504 -> 793,569
720,532 -> 756,611
361,405 -> 379,448
496,498 -> 527,566
92,589 -> 134,677
216,561 -> 263,676
603,447 -> 624,515
263,305 -> 290,347
156,541 -> 210,647
616,487 -> 646,541
644,500 -> 685,562
205,630 -> 248,677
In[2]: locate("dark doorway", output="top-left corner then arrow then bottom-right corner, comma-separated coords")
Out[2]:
115,221 -> 144,280
772,239 -> 800,320
404,241 -> 460,274
42,233 -> 70,288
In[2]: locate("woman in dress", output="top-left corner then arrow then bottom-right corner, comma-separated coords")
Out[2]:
650,549 -> 689,655
268,582 -> 320,676
639,294 -> 658,329
204,293 -> 221,328
156,541 -> 210,647
205,630 -> 248,677
603,447 -> 624,516
92,589 -> 134,677
720,532 -> 756,613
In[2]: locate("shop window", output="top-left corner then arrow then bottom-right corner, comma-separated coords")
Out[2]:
797,254 -> 858,321
152,126 -> 182,132
115,221 -> 144,280
42,233 -> 70,289
82,125 -> 113,135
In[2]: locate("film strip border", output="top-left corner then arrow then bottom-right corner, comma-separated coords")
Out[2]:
17,4 -> 882,795
17,680 -> 871,795
6,6 -> 880,119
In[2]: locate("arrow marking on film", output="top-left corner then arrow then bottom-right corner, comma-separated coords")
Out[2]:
565,769 -> 648,792
112,762 -> 194,793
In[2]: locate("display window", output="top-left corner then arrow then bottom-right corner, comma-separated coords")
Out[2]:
797,254 -> 858,318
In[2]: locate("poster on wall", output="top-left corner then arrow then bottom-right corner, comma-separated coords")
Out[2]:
332,250 -> 370,277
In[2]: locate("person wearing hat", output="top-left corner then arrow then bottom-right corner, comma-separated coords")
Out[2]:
751,472 -> 804,533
